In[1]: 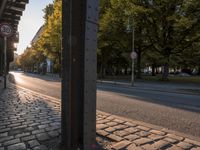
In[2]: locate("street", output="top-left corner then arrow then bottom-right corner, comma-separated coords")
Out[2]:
10,71 -> 200,138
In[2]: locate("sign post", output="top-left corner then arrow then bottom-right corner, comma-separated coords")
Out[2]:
127,18 -> 137,87
0,23 -> 13,88
130,51 -> 137,86
4,36 -> 7,88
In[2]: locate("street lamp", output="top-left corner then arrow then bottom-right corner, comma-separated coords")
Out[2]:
127,18 -> 137,86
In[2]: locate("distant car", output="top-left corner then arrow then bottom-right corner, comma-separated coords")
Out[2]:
176,72 -> 191,77
33,70 -> 39,74
143,71 -> 152,75
17,68 -> 22,71
192,70 -> 199,75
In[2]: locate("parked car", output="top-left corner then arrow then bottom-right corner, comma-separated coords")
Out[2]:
176,72 -> 191,77
33,70 -> 39,74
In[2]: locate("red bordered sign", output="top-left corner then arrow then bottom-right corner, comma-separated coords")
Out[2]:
0,23 -> 13,37
130,51 -> 137,59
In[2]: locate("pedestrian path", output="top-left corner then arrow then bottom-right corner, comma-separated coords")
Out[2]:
0,83 -> 200,150
96,111 -> 200,150
0,84 -> 61,150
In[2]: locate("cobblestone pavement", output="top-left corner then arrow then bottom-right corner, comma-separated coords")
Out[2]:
0,84 -> 200,150
96,112 -> 200,150
0,85 -> 61,150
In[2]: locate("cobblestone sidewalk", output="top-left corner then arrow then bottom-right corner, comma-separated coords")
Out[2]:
0,85 -> 61,150
0,84 -> 200,150
96,112 -> 200,150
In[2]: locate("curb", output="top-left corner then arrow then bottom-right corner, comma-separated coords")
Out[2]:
97,80 -> 200,96
9,83 -> 60,105
97,110 -> 200,143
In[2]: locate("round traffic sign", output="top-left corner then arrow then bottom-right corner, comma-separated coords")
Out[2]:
0,23 -> 13,37
130,51 -> 137,59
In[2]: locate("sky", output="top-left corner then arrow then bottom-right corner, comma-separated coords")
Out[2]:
17,0 -> 53,55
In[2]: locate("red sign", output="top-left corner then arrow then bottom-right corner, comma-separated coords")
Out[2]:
0,23 -> 13,37
130,51 -> 137,59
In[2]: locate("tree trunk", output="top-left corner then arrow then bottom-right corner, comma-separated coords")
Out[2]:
173,68 -> 176,75
152,64 -> 155,76
136,51 -> 141,79
162,62 -> 169,80
198,67 -> 200,75
156,67 -> 159,74
100,63 -> 107,79
124,66 -> 127,75
100,64 -> 104,79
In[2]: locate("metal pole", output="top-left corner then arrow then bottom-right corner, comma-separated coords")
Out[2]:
4,36 -> 7,88
62,0 -> 99,149
131,25 -> 134,87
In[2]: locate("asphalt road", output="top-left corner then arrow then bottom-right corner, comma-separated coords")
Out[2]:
9,71 -> 61,99
9,71 -> 200,138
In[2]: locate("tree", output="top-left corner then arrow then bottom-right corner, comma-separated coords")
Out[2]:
41,0 -> 62,73
18,47 -> 46,72
43,3 -> 54,24
98,0 -> 155,78
98,0 -> 135,77
18,0 -> 62,74
30,0 -> 62,74
138,0 -> 200,79
98,0 -> 200,80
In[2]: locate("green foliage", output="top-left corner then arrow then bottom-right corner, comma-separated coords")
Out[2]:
19,0 -> 200,77
98,0 -> 200,79
18,0 -> 62,73
40,0 -> 62,72
43,3 -> 54,24
18,47 -> 45,71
